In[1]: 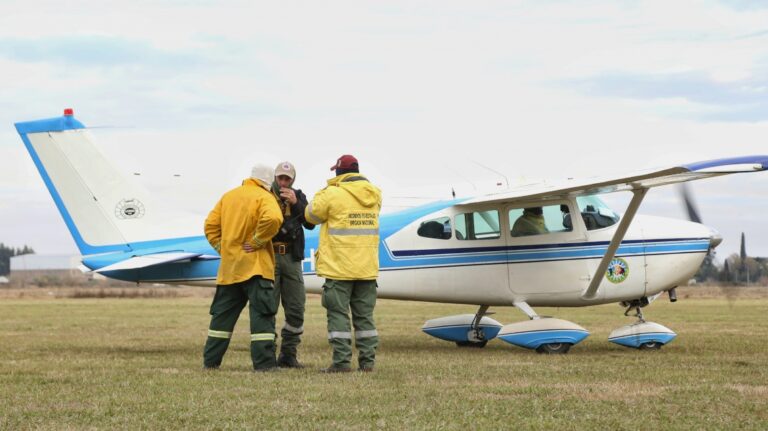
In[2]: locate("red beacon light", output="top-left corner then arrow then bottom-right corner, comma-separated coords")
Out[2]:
63,108 -> 74,116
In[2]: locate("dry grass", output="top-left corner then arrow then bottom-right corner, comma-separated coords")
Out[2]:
0,286 -> 214,299
0,288 -> 766,430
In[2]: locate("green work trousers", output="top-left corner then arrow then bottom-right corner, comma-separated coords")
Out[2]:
321,278 -> 378,369
274,253 -> 306,358
203,275 -> 278,370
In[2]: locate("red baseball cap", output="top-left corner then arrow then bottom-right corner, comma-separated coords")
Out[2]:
330,154 -> 358,171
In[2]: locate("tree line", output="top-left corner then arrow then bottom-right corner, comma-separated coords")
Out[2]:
0,243 -> 35,276
695,254 -> 767,285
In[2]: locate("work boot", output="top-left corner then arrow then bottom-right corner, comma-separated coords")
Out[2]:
277,353 -> 304,369
320,365 -> 352,373
358,366 -> 374,373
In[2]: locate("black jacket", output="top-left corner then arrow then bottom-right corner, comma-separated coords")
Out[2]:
273,188 -> 315,261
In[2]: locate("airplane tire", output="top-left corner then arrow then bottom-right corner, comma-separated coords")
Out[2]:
638,341 -> 662,350
535,343 -> 572,354
455,340 -> 488,348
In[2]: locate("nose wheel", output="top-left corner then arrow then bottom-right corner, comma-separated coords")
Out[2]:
609,298 -> 677,349
638,341 -> 662,350
456,305 -> 492,348
535,342 -> 572,354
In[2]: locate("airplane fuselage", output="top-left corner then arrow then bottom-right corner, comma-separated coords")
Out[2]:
85,197 -> 710,308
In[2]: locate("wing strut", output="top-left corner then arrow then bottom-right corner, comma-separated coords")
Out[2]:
582,187 -> 648,300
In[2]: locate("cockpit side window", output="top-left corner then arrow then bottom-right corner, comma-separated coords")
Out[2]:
455,210 -> 500,240
417,217 -> 452,240
509,204 -> 573,237
576,196 -> 620,230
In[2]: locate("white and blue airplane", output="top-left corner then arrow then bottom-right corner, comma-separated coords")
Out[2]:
15,109 -> 768,354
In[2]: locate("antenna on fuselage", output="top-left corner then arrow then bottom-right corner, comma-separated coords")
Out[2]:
471,160 -> 509,189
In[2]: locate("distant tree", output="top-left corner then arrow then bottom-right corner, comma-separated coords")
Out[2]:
723,253 -> 765,285
757,258 -> 768,285
694,253 -> 720,283
0,243 -> 35,276
721,259 -> 731,283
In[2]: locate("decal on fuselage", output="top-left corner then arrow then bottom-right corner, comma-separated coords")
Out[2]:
115,198 -> 145,219
605,257 -> 629,284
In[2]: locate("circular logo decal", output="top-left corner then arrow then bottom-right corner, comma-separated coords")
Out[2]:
605,257 -> 629,284
115,198 -> 145,219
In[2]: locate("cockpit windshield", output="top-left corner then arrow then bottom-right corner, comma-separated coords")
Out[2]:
575,195 -> 620,230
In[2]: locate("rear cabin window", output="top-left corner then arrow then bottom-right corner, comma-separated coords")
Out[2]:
455,210 -> 500,240
417,217 -> 452,240
509,204 -> 572,237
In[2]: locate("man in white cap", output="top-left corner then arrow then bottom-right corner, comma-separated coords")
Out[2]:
202,164 -> 283,371
245,161 -> 315,368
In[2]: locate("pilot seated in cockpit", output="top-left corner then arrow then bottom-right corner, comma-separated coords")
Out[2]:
511,207 -> 549,237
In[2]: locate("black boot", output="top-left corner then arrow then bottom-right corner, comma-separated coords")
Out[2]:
277,353 -> 304,369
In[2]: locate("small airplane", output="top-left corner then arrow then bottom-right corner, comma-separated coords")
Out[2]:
15,109 -> 768,354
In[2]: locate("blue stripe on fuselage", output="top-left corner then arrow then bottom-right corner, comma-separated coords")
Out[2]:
378,238 -> 709,270
114,236 -> 708,282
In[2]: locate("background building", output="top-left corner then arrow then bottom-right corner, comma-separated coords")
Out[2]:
9,255 -> 133,287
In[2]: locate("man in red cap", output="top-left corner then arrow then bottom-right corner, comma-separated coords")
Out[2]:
305,155 -> 382,372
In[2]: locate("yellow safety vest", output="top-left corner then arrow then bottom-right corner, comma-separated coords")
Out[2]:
305,173 -> 382,280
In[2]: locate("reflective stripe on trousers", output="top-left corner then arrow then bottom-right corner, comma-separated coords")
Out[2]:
251,333 -> 276,342
355,329 -> 378,339
208,329 -> 233,339
328,331 -> 352,340
283,323 -> 304,334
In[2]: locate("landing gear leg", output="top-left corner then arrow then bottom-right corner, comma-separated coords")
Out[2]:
456,305 -> 491,348
623,301 -> 646,323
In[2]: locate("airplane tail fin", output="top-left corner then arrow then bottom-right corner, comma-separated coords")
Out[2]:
15,110 -> 199,256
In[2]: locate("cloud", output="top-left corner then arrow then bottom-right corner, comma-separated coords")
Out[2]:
571,71 -> 768,122
0,35 -> 202,70
719,0 -> 768,11
2,1 -> 768,258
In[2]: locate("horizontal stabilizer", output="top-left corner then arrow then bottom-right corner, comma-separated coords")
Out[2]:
95,252 -> 203,273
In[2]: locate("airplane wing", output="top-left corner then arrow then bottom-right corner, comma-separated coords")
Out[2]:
458,155 -> 768,206
94,252 -> 204,273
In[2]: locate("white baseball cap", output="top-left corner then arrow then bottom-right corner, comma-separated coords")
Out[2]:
274,161 -> 296,180
250,164 -> 274,188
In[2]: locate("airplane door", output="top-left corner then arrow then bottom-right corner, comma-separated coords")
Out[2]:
576,196 -> 646,302
505,201 -> 592,303
380,206 -> 512,305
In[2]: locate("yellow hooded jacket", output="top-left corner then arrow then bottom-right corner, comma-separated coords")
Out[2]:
305,173 -> 382,280
511,210 -> 549,237
205,178 -> 283,285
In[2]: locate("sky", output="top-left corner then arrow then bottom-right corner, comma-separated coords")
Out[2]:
1,0 -> 767,260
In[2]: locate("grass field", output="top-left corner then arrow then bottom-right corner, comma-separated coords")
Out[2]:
1,287 -> 766,430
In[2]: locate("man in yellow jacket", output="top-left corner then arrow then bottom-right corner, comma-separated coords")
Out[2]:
305,155 -> 382,372
203,164 -> 283,371
511,207 -> 549,237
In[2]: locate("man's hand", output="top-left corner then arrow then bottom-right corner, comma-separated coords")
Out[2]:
280,187 -> 297,205
242,243 -> 255,253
